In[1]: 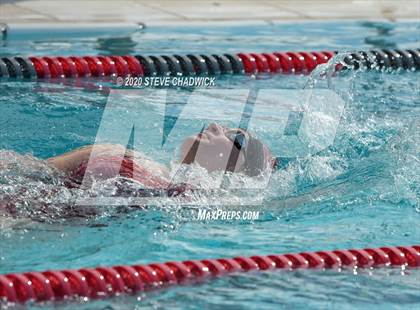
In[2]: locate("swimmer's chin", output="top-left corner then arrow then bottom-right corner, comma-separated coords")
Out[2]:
181,135 -> 209,152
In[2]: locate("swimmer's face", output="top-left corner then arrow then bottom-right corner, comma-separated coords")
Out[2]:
179,123 -> 246,173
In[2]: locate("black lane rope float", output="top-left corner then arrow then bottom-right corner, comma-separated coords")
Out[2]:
0,49 -> 418,79
1,245 -> 419,305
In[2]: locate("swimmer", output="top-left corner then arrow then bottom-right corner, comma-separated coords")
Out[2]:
47,123 -> 277,195
0,123 -> 277,220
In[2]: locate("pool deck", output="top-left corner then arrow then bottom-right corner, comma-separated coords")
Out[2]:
1,0 -> 419,26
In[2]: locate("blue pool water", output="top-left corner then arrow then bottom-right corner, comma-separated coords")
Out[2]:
0,21 -> 419,309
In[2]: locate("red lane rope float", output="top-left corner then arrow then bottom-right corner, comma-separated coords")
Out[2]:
2,49 -> 419,80
43,56 -> 64,78
28,57 -> 50,79
298,52 -> 318,72
110,56 -> 130,76
69,56 -> 91,78
273,52 -> 294,73
250,53 -> 270,73
287,52 -> 306,73
96,56 -> 117,76
56,57 -> 77,78
122,55 -> 144,76
0,245 -> 419,305
237,53 -> 258,74
83,56 -> 105,77
262,53 -> 281,73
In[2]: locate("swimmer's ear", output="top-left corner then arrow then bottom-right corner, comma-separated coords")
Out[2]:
242,136 -> 266,177
225,142 -> 242,173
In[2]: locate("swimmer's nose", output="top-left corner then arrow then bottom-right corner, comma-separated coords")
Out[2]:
206,123 -> 224,135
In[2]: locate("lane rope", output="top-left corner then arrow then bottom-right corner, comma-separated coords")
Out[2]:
0,49 -> 418,79
1,245 -> 419,305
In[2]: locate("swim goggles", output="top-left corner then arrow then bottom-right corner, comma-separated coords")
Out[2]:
224,129 -> 249,153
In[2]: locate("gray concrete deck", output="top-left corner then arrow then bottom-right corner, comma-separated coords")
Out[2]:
1,0 -> 419,25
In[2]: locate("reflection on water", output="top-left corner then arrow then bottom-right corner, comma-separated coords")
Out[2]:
96,36 -> 138,55
360,21 -> 397,49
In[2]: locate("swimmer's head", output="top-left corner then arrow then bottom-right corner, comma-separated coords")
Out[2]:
179,123 -> 275,176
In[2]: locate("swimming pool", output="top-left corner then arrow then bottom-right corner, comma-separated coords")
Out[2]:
0,21 -> 419,309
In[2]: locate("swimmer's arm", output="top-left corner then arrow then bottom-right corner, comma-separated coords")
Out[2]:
47,145 -> 94,173
47,144 -> 126,173
47,144 -> 170,177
